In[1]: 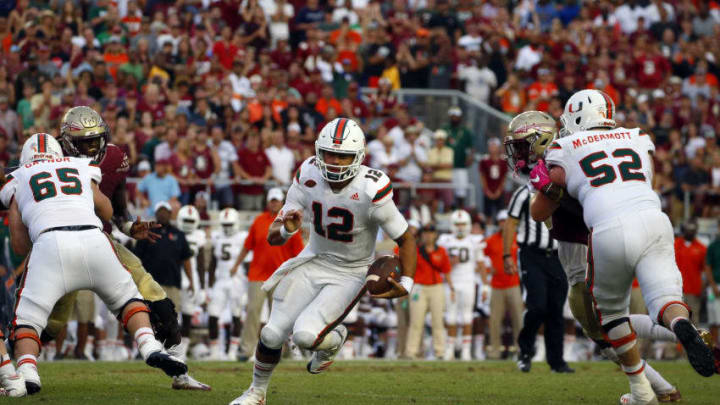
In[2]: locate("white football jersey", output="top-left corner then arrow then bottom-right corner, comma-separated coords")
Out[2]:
545,127 -> 659,229
0,157 -> 102,242
437,233 -> 484,285
182,229 -> 206,290
211,230 -> 248,280
282,157 -> 408,268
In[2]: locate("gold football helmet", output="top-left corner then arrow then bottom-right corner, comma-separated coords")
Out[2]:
59,106 -> 110,161
503,111 -> 557,171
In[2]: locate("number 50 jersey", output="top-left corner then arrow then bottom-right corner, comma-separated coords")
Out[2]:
282,157 -> 408,268
0,157 -> 102,242
545,127 -> 659,229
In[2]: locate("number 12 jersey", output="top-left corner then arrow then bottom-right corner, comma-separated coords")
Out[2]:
282,157 -> 408,268
544,127 -> 659,229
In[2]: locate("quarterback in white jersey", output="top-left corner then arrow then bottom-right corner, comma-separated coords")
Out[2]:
530,90 -> 715,404
208,207 -> 248,360
230,118 -> 417,405
2,134 -> 186,396
438,210 -> 487,361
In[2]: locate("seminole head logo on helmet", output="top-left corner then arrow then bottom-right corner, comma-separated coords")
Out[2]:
503,111 -> 557,173
59,106 -> 110,162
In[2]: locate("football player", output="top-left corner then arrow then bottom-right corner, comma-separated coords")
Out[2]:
507,110 -> 685,402
3,134 -> 187,395
208,208 -> 248,361
438,209 -> 487,361
527,90 -> 716,404
39,107 -> 209,390
229,118 -> 416,405
175,205 -> 208,362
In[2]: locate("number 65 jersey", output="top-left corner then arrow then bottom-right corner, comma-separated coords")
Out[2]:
544,127 -> 659,229
0,157 -> 102,241
282,157 -> 408,269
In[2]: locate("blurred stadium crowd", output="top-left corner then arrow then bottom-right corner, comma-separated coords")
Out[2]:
1,0 -> 720,363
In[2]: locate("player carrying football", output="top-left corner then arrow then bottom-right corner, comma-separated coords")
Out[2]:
528,90 -> 716,404
229,118 -> 417,405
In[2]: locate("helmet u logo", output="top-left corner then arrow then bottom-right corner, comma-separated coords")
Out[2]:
568,101 -> 583,113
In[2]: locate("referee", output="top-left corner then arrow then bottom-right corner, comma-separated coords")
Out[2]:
504,184 -> 572,373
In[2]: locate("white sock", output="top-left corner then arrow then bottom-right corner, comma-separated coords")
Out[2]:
17,354 -> 37,371
463,335 -> 473,353
134,327 -> 162,360
630,314 -> 678,342
0,353 -> 16,376
474,335 -> 484,355
644,362 -> 674,393
447,336 -> 456,353
252,359 -> 277,391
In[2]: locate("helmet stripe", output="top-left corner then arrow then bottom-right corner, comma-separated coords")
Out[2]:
333,119 -> 348,145
38,134 -> 46,153
601,92 -> 613,120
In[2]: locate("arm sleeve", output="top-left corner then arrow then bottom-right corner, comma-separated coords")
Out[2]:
544,141 -> 567,171
0,175 -> 17,209
370,199 -> 408,241
278,182 -> 305,216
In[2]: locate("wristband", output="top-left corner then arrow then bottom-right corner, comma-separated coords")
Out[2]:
400,276 -> 414,293
121,221 -> 134,235
279,224 -> 298,240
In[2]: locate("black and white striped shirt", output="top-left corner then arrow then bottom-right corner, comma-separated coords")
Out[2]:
507,185 -> 558,250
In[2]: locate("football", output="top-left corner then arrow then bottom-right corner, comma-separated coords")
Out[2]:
366,255 -> 402,295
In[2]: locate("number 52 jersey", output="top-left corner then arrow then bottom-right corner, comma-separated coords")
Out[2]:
544,127 -> 659,229
0,157 -> 102,241
282,157 -> 408,269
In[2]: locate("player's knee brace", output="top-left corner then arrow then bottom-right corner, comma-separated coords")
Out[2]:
260,325 -> 285,350
292,331 -> 317,350
602,317 -> 636,355
119,299 -> 151,329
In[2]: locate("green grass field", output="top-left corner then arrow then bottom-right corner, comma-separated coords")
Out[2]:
15,360 -> 720,404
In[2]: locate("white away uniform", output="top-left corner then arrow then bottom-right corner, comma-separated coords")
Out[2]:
208,230 -> 248,318
181,229 -> 206,316
260,157 -> 407,349
0,157 -> 141,334
438,233 -> 484,325
545,127 -> 683,322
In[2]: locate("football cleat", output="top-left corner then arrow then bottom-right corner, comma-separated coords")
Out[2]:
1,372 -> 27,397
146,352 -> 188,377
172,374 -> 212,391
672,319 -> 715,377
229,386 -> 266,405
620,393 -> 659,405
17,363 -> 41,395
655,388 -> 682,403
307,325 -> 348,374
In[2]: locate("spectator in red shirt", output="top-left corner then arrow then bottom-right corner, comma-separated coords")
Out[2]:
484,210 -> 521,359
236,131 -> 272,210
675,221 -> 708,324
526,67 -> 558,112
191,127 -> 220,197
479,138 -> 508,219
405,224 -> 452,359
634,40 -> 670,90
137,83 -> 166,122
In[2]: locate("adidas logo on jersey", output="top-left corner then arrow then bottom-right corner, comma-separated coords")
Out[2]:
351,193 -> 359,200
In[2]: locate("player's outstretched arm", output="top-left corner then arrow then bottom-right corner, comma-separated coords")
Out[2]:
92,181 -> 113,223
8,199 -> 31,256
372,229 -> 416,299
267,209 -> 302,246
112,179 -> 161,242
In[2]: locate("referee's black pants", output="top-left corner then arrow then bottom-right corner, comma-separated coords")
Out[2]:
517,247 -> 569,369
